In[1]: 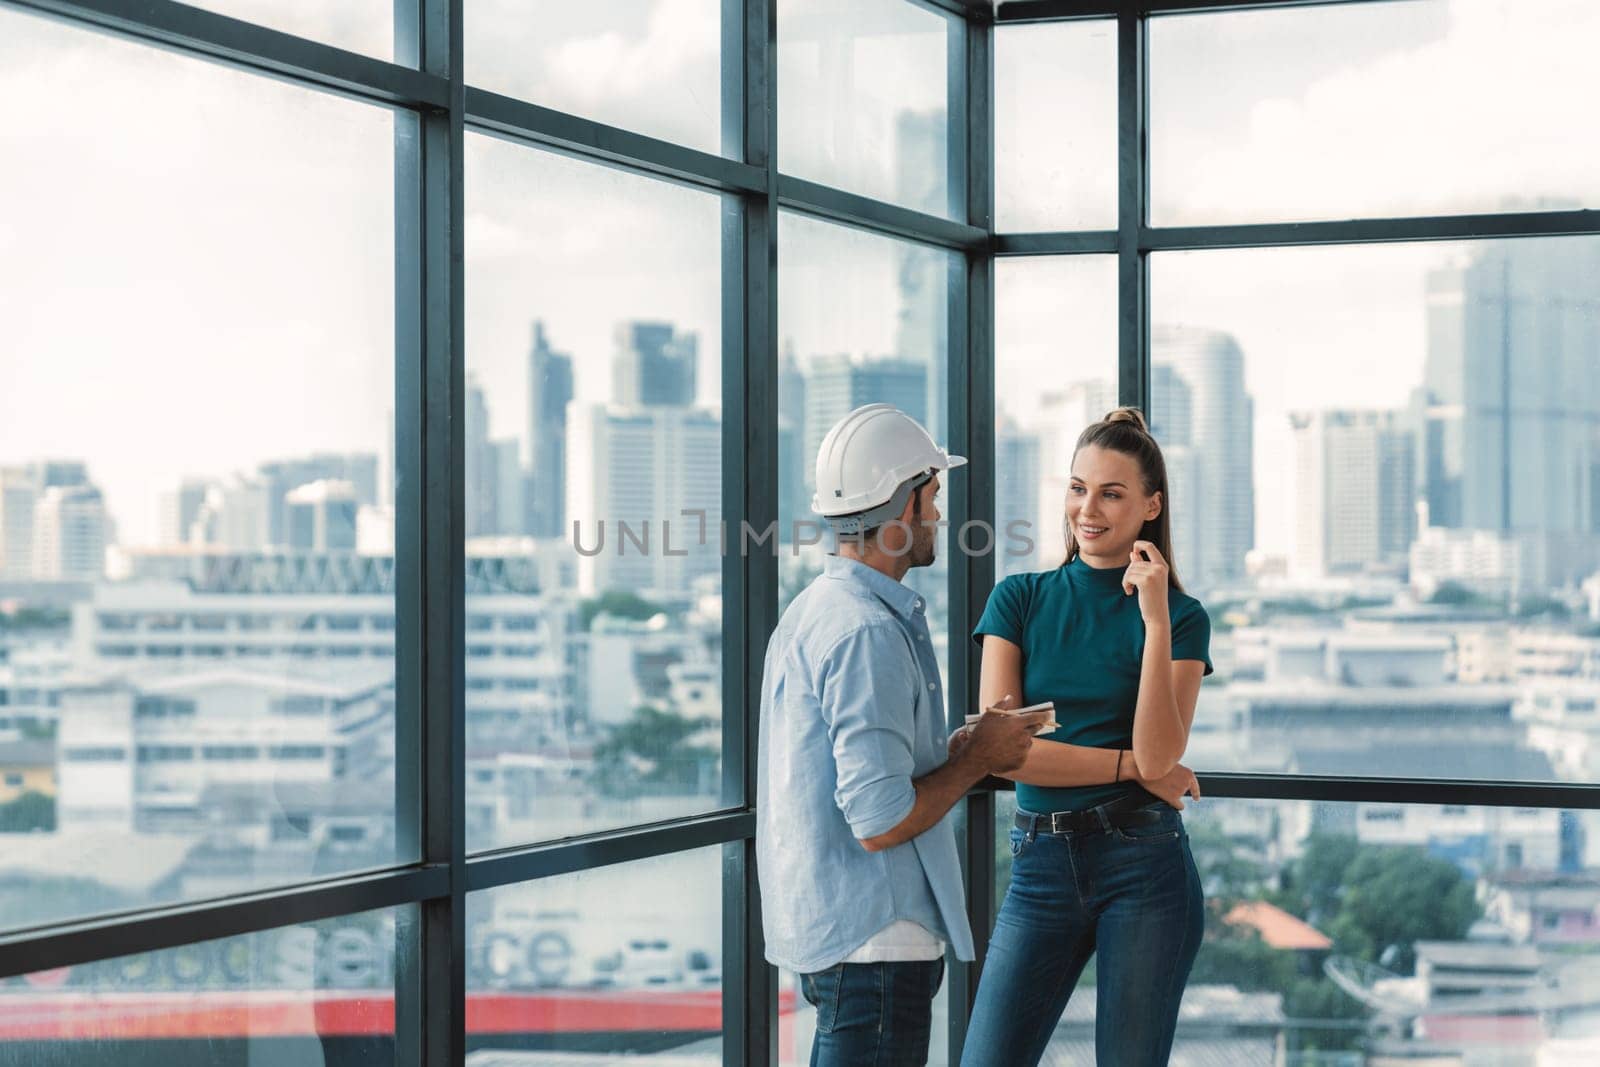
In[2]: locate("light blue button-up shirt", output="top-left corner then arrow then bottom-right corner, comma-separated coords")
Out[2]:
756,555 -> 975,973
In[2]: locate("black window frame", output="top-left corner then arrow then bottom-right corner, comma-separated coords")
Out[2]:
0,2 -> 1596,1065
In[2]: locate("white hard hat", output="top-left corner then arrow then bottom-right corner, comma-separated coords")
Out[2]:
812,404 -> 966,532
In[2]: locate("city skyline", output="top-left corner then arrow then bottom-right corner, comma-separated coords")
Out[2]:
8,0 -> 1598,549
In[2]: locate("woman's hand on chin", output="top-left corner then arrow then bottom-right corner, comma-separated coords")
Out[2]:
1121,540 -> 1171,626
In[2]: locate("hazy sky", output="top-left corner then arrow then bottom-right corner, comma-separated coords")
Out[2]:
2,0 -> 1596,552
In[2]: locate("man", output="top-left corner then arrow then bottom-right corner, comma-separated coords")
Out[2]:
757,404 -> 1047,1066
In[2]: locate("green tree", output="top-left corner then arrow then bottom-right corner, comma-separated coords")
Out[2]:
579,591 -> 665,631
0,790 -> 57,832
1333,847 -> 1480,972
0,606 -> 69,631
1515,595 -> 1571,620
1190,832 -> 1481,1055
19,719 -> 56,741
1187,820 -> 1301,994
593,705 -> 716,797
1189,922 -> 1296,992
1272,833 -> 1362,926
1283,976 -> 1369,1054
1274,834 -> 1480,974
1187,819 -> 1271,901
1427,581 -> 1500,608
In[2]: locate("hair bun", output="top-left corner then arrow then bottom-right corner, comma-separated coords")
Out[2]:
1102,406 -> 1150,433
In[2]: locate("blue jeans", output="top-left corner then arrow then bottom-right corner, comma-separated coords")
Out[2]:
961,804 -> 1204,1067
800,957 -> 946,1067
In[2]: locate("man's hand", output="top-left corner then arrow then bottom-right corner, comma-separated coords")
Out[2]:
959,708 -> 1050,774
1138,760 -> 1200,810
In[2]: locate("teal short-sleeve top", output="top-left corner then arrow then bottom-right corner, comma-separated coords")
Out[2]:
972,556 -> 1213,815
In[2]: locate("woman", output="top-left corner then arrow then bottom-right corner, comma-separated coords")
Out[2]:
959,407 -> 1212,1067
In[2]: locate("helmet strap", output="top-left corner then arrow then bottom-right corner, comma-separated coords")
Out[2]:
824,470 -> 934,538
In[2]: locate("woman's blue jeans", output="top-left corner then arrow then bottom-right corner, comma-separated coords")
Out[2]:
960,804 -> 1204,1067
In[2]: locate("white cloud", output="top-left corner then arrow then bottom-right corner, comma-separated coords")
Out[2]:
545,0 -> 716,106
0,8 -> 393,544
1127,0 -> 1600,556
463,132 -> 723,442
777,0 -> 950,208
468,0 -> 722,153
184,0 -> 393,60
1155,0 -> 1600,224
994,21 -> 1118,232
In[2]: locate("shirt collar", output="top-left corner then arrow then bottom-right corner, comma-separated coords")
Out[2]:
823,555 -> 925,621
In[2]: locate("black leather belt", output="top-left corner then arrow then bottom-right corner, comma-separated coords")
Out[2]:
1014,796 -> 1162,835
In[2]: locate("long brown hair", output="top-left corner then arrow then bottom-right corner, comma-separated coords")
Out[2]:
1062,407 -> 1185,593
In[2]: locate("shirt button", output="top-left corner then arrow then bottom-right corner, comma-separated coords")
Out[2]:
927,683 -> 936,691
914,599 -> 924,611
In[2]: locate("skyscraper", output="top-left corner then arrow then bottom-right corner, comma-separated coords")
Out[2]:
30,460 -> 89,490
285,480 -> 358,552
491,439 -> 523,537
1148,364 -> 1193,448
1153,325 -> 1255,591
465,376 -> 495,539
257,454 -> 378,548
778,344 -> 809,530
1035,379 -> 1117,557
1419,265 -> 1466,529
1149,365 -> 1201,588
612,321 -> 697,409
527,321 -> 575,540
801,354 -> 929,498
996,416 -> 1042,576
893,109 -> 950,443
160,479 -> 211,546
1162,444 -> 1203,589
0,467 -> 37,580
32,483 -> 106,580
202,477 -> 271,551
566,405 -> 721,598
1289,410 -> 1415,578
1421,240 -> 1600,538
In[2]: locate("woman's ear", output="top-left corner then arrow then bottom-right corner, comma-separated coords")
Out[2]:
1146,491 -> 1163,521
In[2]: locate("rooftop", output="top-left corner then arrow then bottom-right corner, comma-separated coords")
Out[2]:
1224,901 -> 1333,951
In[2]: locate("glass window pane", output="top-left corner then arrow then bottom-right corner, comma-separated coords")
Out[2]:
467,1 -> 724,155
0,907 -> 410,1064
992,794 -> 1600,1061
1152,237 -> 1600,783
465,136 -> 725,850
777,212 -> 954,676
467,847 -> 722,1059
184,0 -> 394,61
778,0 -> 954,217
994,256 -> 1119,578
0,9 -> 396,932
1150,0 -> 1600,225
995,21 -> 1117,233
